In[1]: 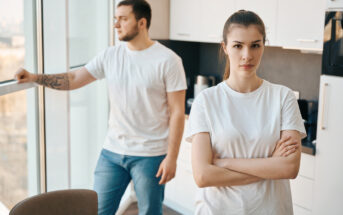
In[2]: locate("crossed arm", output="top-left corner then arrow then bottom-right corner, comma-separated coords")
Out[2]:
191,130 -> 301,188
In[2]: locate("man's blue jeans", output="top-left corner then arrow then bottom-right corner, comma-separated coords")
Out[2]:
93,149 -> 166,215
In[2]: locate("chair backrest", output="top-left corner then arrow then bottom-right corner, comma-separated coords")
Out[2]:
9,189 -> 97,215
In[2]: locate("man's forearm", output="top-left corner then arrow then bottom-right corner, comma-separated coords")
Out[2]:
35,73 -> 72,90
166,112 -> 185,160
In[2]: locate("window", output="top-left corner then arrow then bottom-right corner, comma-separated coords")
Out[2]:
68,0 -> 110,68
0,0 -> 25,82
0,0 -> 40,211
68,0 -> 110,188
0,1 -> 113,209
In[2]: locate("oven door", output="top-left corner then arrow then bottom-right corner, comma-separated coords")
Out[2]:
322,11 -> 343,77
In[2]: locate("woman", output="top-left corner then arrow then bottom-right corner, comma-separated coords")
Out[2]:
186,10 -> 306,215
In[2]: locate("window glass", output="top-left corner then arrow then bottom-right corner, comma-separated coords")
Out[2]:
0,0 -> 39,211
68,0 -> 109,68
0,0 -> 25,82
0,91 -> 28,209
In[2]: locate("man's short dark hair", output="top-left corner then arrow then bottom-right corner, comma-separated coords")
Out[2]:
118,0 -> 152,29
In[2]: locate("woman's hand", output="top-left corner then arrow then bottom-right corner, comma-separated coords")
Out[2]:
272,136 -> 299,157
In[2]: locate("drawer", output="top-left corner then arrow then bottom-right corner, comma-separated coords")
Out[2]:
290,175 -> 314,210
293,204 -> 312,215
299,153 -> 315,179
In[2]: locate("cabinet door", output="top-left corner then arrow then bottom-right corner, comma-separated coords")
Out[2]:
313,75 -> 343,215
290,176 -> 314,210
298,153 -> 315,179
327,0 -> 343,9
170,0 -> 200,41
198,0 -> 236,43
277,0 -> 325,50
293,204 -> 312,215
236,0 -> 278,46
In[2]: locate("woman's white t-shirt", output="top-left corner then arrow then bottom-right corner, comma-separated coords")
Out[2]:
186,80 -> 306,215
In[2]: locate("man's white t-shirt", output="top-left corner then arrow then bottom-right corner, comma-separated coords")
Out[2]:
186,80 -> 306,215
85,41 -> 187,156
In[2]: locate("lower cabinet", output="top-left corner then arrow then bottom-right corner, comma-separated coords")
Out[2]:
293,204 -> 312,215
290,153 -> 315,214
165,140 -> 196,215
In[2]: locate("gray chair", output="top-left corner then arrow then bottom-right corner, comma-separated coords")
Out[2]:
9,189 -> 98,215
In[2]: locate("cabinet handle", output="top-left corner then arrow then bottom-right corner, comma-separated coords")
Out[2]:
208,34 -> 220,39
296,39 -> 318,43
320,83 -> 329,130
177,33 -> 190,37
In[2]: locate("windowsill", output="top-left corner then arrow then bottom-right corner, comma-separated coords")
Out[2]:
0,79 -> 37,96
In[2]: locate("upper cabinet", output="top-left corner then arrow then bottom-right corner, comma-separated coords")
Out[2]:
276,0 -> 326,50
327,0 -> 343,9
170,0 -> 201,41
236,0 -> 278,46
170,0 -> 235,43
197,0 -> 236,43
169,0 -> 326,51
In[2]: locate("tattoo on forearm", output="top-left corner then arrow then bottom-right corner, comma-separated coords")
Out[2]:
36,73 -> 70,90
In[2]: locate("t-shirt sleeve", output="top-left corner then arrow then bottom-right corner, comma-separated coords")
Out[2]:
281,89 -> 307,139
85,49 -> 107,80
164,57 -> 187,92
185,94 -> 210,143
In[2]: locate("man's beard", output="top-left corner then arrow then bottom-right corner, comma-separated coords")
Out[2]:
119,24 -> 139,41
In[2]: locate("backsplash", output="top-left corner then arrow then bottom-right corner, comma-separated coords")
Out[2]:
160,40 -> 322,101
258,47 -> 321,100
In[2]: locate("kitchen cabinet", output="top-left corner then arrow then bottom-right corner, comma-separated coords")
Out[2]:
170,0 -> 236,43
326,0 -> 343,9
293,205 -> 312,215
290,153 -> 315,213
313,75 -> 343,215
170,0 -> 326,50
276,0 -> 326,50
235,0 -> 278,46
165,118 -> 195,215
169,0 -> 201,42
197,0 -> 236,43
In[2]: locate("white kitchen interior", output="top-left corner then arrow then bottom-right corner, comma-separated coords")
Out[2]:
144,0 -> 342,215
0,0 -> 342,214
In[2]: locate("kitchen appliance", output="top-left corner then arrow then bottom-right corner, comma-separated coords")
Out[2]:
312,9 -> 343,215
298,99 -> 318,151
322,11 -> 343,77
193,75 -> 216,98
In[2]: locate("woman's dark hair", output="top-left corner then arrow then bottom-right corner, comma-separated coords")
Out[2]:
118,0 -> 152,29
221,10 -> 266,80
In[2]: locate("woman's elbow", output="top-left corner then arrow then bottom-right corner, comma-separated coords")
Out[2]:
284,163 -> 300,179
193,170 -> 211,188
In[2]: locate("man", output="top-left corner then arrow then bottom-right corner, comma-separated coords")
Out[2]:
15,0 -> 187,214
